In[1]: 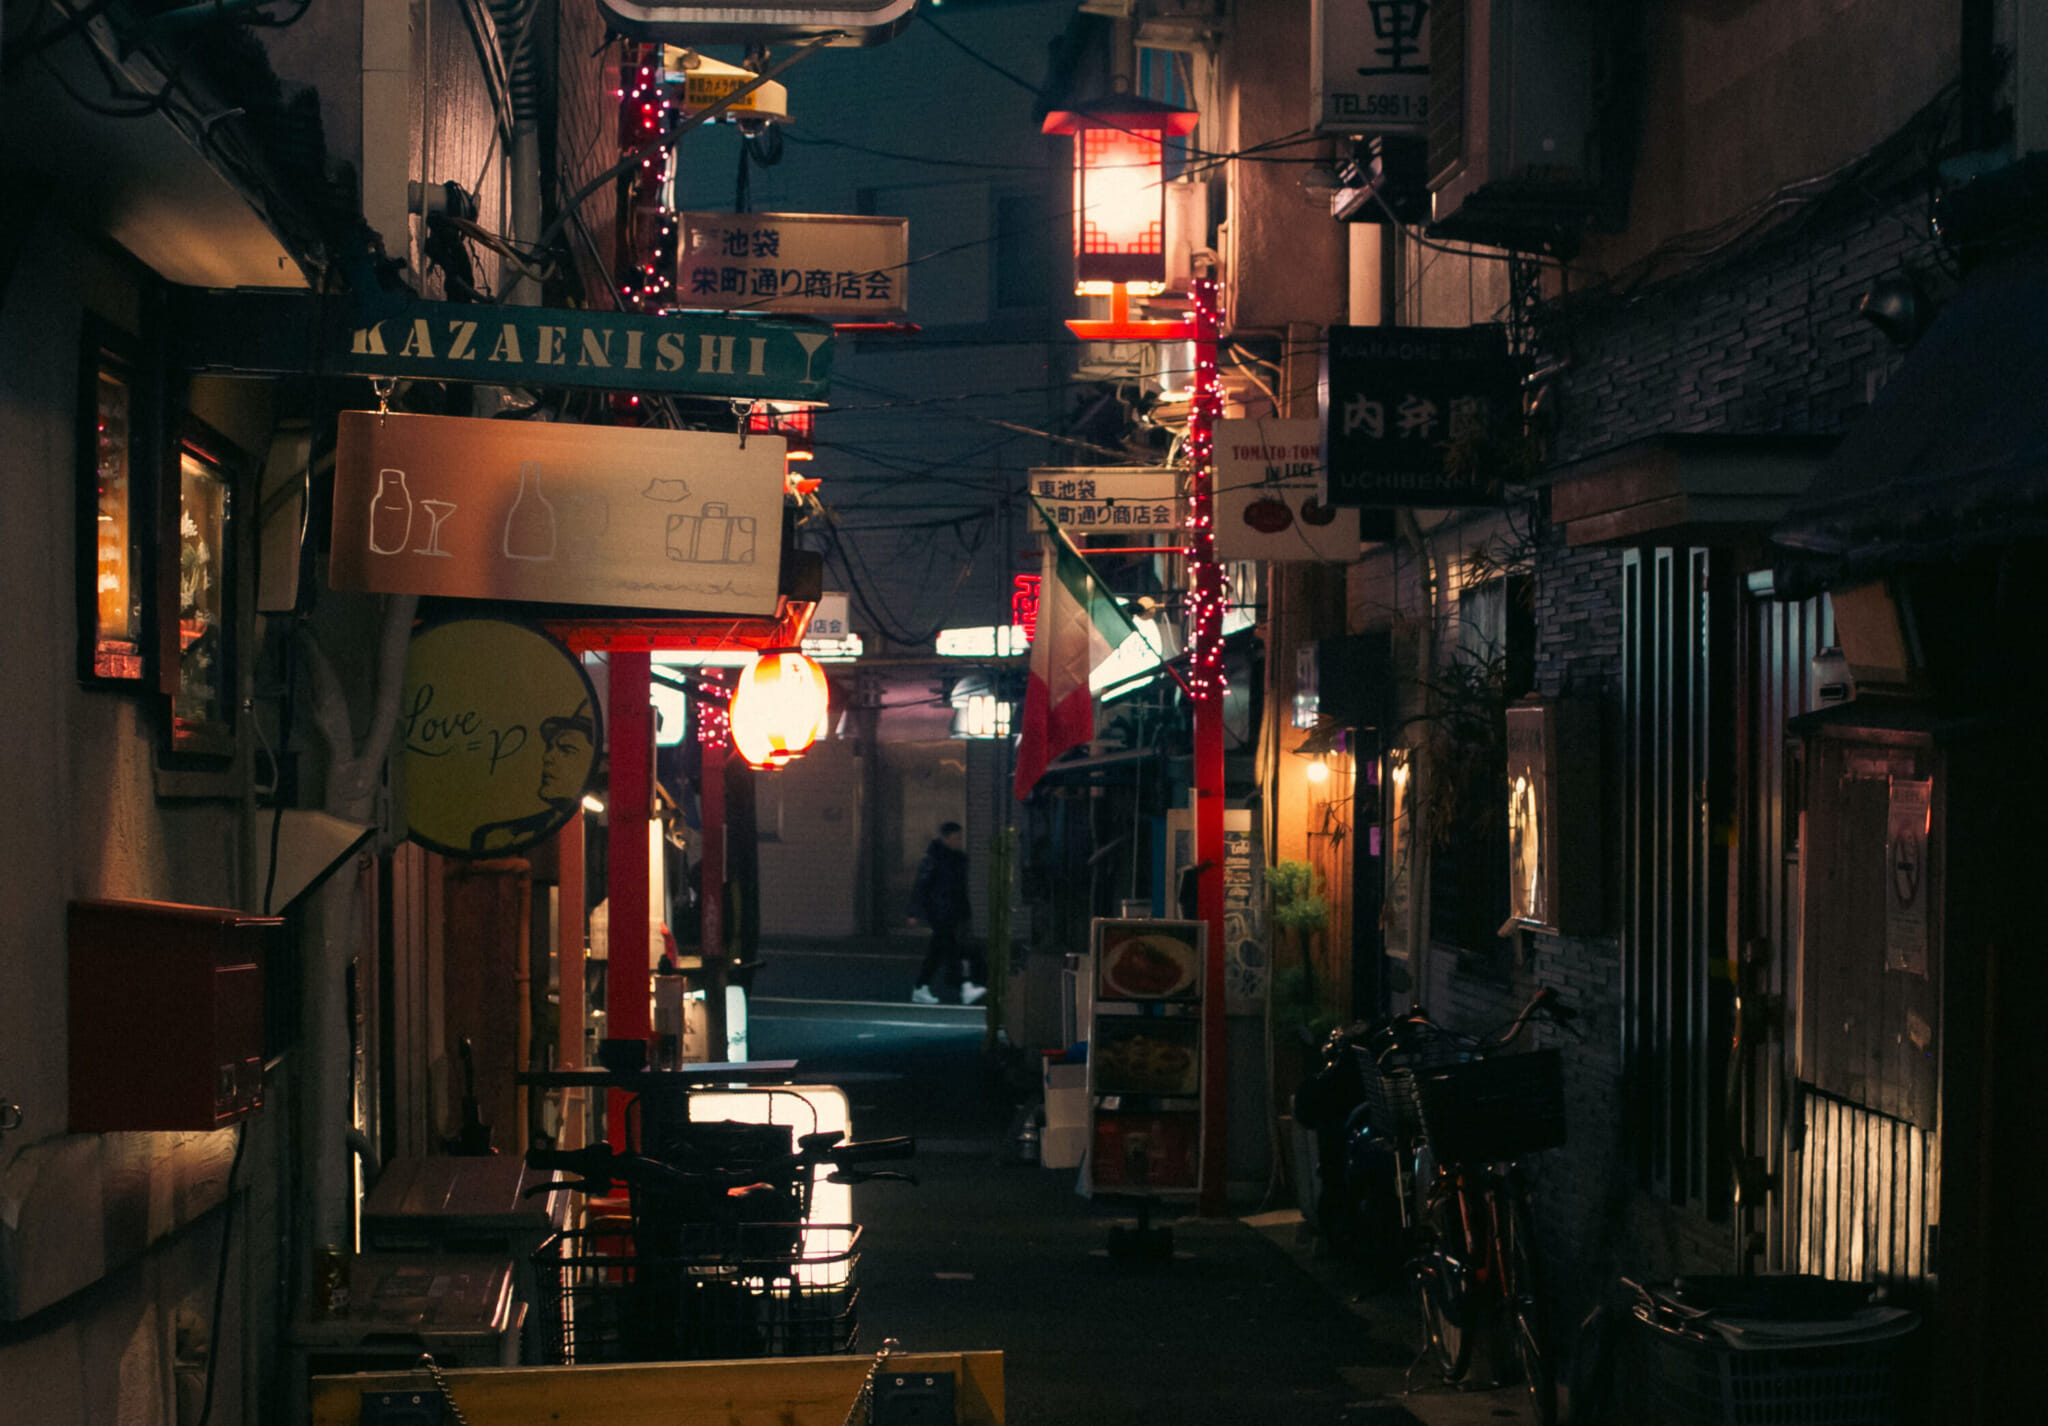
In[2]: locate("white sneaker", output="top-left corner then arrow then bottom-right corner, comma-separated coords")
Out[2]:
960,981 -> 987,1006
911,985 -> 940,1005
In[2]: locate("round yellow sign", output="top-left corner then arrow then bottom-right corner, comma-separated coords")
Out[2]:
401,618 -> 602,857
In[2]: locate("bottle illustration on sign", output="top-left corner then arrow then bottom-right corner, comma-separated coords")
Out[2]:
503,462 -> 557,561
414,499 -> 457,557
664,503 -> 757,565
368,469 -> 413,555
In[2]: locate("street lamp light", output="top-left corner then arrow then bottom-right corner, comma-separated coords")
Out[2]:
729,648 -> 829,768
1042,91 -> 1199,298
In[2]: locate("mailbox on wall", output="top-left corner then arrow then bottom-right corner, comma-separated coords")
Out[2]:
69,899 -> 277,1132
1504,697 -> 1602,936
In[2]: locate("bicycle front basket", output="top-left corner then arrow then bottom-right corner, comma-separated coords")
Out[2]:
1413,1049 -> 1566,1163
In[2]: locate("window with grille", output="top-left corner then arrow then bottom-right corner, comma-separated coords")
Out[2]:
1620,548 -> 1735,1215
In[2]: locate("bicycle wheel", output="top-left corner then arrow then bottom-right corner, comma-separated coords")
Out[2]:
1413,1185 -> 1474,1381
1503,1186 -> 1557,1426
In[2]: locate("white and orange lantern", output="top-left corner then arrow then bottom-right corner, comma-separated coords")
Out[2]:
729,648 -> 829,768
1042,93 -> 1199,296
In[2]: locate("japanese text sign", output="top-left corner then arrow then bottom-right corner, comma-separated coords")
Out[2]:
806,592 -> 852,640
1214,418 -> 1362,562
1026,466 -> 1182,534
332,411 -> 787,616
678,212 -> 910,319
343,299 -> 832,402
1320,324 -> 1517,508
1311,0 -> 1431,137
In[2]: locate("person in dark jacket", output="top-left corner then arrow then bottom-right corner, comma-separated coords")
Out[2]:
909,821 -> 983,1004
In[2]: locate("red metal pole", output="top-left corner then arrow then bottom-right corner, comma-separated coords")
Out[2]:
607,648 -> 652,1148
699,729 -> 728,1061
1189,276 -> 1229,1217
557,809 -> 586,1149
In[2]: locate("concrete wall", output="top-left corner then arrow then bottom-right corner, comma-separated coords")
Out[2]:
757,736 -> 863,938
0,215 -> 271,1426
1224,0 -> 1349,334
1584,0 -> 1959,279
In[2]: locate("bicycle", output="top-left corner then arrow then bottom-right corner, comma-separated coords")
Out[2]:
525,1128 -> 917,1363
1364,988 -> 1578,1426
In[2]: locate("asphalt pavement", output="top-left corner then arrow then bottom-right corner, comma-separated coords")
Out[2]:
745,938 -> 1545,1426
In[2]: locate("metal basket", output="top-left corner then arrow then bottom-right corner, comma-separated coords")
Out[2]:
533,1225 -> 861,1364
1354,1032 -> 1467,1142
1629,1303 -> 1910,1426
1411,1049 -> 1566,1163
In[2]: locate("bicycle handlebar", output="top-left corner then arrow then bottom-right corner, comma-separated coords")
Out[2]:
1372,987 -> 1577,1065
524,1133 -> 920,1198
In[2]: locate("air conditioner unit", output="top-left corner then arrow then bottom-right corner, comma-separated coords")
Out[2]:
1427,0 -> 1601,245
1134,0 -> 1227,53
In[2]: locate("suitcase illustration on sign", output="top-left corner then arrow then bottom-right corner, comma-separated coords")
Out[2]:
665,502 -> 757,565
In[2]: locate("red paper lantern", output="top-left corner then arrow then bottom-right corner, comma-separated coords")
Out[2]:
730,648 -> 829,768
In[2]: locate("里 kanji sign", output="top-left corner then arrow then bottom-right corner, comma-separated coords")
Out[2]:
1311,0 -> 1431,137
1319,324 -> 1517,508
678,212 -> 909,319
1026,467 -> 1183,534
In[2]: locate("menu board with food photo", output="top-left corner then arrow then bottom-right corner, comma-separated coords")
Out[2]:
1092,1016 -> 1201,1098
1095,919 -> 1204,1002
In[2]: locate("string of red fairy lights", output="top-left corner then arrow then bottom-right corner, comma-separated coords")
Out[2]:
1183,273 -> 1226,702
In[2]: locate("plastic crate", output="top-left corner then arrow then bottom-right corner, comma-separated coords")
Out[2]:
1631,1304 -> 1910,1426
533,1225 -> 860,1364
1412,1049 -> 1566,1163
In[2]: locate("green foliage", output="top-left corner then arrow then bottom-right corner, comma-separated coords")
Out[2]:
1271,963 -> 1340,1043
1267,859 -> 1329,933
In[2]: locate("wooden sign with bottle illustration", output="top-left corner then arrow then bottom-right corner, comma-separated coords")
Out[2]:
331,411 -> 787,615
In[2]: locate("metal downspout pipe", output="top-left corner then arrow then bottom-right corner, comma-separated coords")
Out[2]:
491,0 -> 544,303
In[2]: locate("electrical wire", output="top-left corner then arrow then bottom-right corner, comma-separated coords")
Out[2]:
193,1123 -> 248,1426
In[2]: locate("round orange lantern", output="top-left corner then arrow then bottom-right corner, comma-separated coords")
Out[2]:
729,648 -> 829,768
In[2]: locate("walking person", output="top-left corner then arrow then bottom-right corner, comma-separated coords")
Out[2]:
909,821 -> 984,1005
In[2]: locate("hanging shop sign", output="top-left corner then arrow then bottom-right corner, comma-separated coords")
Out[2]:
331,411 -> 787,616
342,300 -> 833,402
677,212 -> 910,319
1026,467 -> 1183,534
1320,324 -> 1517,508
402,618 -> 604,858
1310,0 -> 1431,137
1214,418 -> 1362,562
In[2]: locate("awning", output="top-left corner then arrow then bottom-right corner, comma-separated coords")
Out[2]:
1773,244 -> 2048,571
1545,434 -> 1837,547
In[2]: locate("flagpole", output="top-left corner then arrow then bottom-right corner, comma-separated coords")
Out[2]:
1188,274 -> 1229,1219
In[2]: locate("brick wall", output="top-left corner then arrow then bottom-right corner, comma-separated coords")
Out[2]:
1397,198 -> 1933,1324
1543,205 -> 1921,464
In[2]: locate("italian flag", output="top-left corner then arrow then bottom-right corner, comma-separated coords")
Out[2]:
1014,515 -> 1133,799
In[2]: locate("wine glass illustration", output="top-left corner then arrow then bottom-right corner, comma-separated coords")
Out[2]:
414,499 -> 457,557
795,330 -> 830,386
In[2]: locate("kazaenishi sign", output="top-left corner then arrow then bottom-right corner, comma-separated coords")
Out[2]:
342,300 -> 834,402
